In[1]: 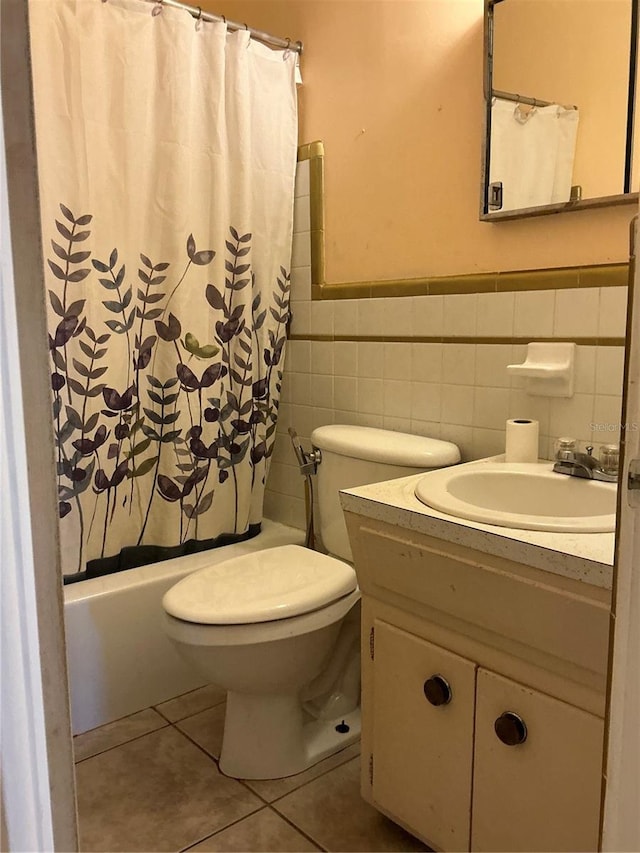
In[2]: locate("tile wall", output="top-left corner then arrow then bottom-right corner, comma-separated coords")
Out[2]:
263,159 -> 628,531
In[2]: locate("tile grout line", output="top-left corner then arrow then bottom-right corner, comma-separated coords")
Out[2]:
265,804 -> 328,852
177,804 -> 267,853
73,721 -> 171,764
267,751 -> 361,806
154,695 -> 227,725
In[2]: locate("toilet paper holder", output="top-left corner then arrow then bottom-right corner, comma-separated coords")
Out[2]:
507,342 -> 575,397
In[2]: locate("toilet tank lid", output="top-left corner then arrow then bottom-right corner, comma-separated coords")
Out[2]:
311,425 -> 460,468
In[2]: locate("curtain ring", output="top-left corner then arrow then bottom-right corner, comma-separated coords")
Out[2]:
195,6 -> 203,30
283,37 -> 291,59
152,0 -> 163,17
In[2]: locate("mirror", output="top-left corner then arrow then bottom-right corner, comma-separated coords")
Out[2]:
481,0 -> 639,220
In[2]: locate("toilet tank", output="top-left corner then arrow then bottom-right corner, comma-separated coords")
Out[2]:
311,425 -> 460,561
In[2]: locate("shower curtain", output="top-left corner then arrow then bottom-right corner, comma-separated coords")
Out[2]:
29,0 -> 298,578
489,97 -> 579,211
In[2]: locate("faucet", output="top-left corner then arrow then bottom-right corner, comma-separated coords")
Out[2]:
552,446 -> 618,483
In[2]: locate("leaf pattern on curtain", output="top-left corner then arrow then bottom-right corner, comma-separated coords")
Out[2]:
48,204 -> 289,577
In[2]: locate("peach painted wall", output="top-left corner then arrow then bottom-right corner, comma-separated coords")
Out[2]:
205,0 -> 635,283
493,0 -> 631,201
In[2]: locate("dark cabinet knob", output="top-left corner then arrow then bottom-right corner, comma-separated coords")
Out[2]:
423,674 -> 452,706
495,711 -> 527,745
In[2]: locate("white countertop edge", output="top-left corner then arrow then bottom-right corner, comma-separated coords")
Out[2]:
340,467 -> 614,591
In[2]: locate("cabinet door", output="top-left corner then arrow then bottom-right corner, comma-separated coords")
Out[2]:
372,620 -> 477,851
471,668 -> 604,852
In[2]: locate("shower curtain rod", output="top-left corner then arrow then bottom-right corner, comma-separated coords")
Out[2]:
144,0 -> 303,54
493,89 -> 577,111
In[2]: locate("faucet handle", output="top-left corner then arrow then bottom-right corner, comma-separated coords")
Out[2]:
599,444 -> 619,476
554,436 -> 576,460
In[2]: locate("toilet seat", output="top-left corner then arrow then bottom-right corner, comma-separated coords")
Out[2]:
162,544 -> 357,625
163,588 -> 360,648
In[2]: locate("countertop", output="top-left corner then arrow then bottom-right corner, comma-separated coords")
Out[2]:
340,458 -> 616,591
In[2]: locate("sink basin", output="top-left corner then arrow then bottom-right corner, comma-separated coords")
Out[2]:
414,462 -> 617,532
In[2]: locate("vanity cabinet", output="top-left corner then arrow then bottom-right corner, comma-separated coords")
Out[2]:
344,512 -> 611,853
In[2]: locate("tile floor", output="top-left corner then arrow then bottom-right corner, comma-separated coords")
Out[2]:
74,684 -> 430,853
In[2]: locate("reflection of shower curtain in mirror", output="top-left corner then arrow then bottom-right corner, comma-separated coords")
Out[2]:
489,98 -> 579,211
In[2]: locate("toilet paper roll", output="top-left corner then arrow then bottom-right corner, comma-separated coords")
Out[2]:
505,418 -> 539,463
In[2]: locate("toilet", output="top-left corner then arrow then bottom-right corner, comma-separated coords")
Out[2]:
162,425 -> 460,779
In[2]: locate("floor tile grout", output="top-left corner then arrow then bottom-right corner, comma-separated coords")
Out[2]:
266,750 -> 361,805
152,695 -> 227,725
267,804 -> 327,852
74,721 -> 171,764
168,721 -> 224,768
177,804 -> 267,852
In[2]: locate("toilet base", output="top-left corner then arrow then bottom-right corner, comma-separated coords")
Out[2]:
219,690 -> 360,780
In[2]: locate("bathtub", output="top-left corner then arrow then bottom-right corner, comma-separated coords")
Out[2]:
64,519 -> 305,734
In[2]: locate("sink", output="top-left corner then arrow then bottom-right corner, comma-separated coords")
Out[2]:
414,461 -> 617,532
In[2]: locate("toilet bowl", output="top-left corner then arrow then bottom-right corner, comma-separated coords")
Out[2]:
163,544 -> 361,779
162,425 -> 460,779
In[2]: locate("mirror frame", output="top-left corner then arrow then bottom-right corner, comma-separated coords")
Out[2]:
480,0 -> 640,221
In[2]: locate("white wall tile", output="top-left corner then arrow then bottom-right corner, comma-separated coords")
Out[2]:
439,424 -> 474,461
357,298 -> 384,337
311,407 -> 335,431
287,404 -> 312,440
513,290 -> 555,338
334,377 -> 358,412
310,300 -> 334,335
332,410 -> 359,427
357,378 -> 384,414
412,295 -> 444,337
289,373 -> 311,406
384,297 -> 413,336
289,300 -> 310,335
411,343 -> 443,383
356,413 -> 384,429
357,342 -> 384,378
509,344 -> 528,389
591,395 -> 623,447
574,346 -> 596,394
310,341 -> 333,375
475,344 -> 513,388
443,294 -> 477,337
290,266 -> 312,302
410,382 -> 442,423
548,394 -> 595,446
384,343 -> 412,380
507,390 -> 551,436
334,341 -> 358,377
294,159 -> 310,197
476,291 -> 515,337
310,374 -> 333,409
293,194 -> 311,233
442,344 -> 476,385
334,300 -> 358,337
383,380 -> 411,416
410,419 -> 442,439
474,387 -> 511,430
286,340 -> 310,373
383,416 -> 412,433
291,230 -> 311,268
441,384 -> 475,426
553,288 -> 599,338
598,286 -> 628,338
472,428 -> 506,460
595,347 -> 625,396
